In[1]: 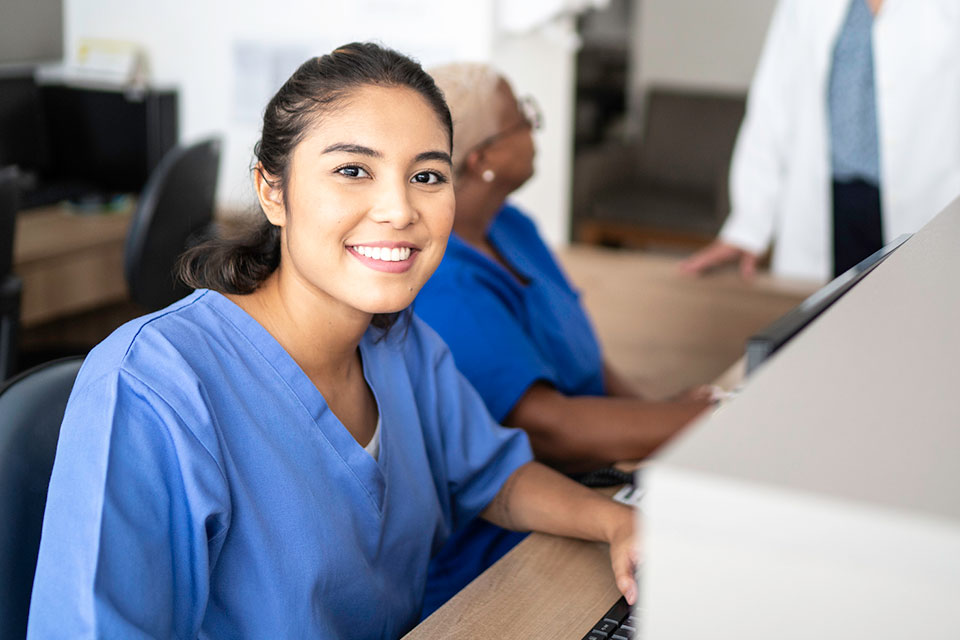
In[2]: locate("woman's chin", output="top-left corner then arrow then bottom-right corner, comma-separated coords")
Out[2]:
357,294 -> 417,317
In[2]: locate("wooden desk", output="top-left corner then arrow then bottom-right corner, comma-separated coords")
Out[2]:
405,246 -> 817,639
559,246 -> 815,398
13,204 -> 133,327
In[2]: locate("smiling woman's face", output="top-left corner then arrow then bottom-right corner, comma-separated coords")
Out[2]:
258,84 -> 455,316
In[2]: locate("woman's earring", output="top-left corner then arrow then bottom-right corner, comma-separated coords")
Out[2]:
482,169 -> 496,183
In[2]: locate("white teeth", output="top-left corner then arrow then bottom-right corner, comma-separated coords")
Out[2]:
353,246 -> 412,262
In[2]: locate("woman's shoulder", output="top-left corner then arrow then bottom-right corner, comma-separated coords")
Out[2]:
77,290 -> 231,398
495,202 -> 541,237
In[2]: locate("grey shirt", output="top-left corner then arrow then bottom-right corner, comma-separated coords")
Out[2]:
829,0 -> 881,185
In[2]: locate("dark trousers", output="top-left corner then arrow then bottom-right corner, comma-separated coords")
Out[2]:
832,178 -> 883,278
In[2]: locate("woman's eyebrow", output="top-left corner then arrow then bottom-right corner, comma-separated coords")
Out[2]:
321,145 -> 450,166
322,143 -> 382,157
415,150 -> 452,166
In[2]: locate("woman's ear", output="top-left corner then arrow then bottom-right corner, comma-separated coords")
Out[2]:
462,148 -> 487,181
254,165 -> 286,226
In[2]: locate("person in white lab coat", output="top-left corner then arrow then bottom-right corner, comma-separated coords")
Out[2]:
681,0 -> 960,282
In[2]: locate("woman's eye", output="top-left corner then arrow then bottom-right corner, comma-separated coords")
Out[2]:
337,166 -> 369,178
411,171 -> 446,185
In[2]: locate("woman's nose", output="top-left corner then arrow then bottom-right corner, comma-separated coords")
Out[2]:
369,180 -> 419,229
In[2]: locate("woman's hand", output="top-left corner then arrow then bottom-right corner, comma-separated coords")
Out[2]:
480,462 -> 642,603
679,241 -> 759,280
605,505 -> 641,605
672,384 -> 724,404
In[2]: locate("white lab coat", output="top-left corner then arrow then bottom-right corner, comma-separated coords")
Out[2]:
720,0 -> 960,281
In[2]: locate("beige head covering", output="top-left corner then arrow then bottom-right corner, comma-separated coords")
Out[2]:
429,62 -> 504,174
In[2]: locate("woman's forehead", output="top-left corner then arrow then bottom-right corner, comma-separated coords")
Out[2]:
301,84 -> 450,153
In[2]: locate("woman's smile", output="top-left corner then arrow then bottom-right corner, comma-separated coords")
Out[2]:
348,242 -> 420,273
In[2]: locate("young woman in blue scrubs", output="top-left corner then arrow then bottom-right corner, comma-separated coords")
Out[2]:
416,64 -> 711,615
27,44 -> 637,639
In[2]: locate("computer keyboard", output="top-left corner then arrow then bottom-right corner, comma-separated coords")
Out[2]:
581,595 -> 639,639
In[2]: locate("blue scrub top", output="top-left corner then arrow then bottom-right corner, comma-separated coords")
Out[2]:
28,290 -> 532,639
416,203 -> 606,422
414,203 -> 606,617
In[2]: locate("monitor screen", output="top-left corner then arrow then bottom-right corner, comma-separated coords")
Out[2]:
0,74 -> 51,174
9,83 -> 179,206
745,234 -> 911,375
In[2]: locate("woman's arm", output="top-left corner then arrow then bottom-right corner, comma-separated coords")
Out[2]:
480,461 -> 640,604
506,382 -> 710,472
602,360 -> 642,398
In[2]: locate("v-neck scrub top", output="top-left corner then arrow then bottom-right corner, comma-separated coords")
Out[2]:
27,290 -> 533,639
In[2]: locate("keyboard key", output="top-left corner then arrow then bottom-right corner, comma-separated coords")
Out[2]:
602,596 -> 630,625
594,619 -> 618,634
583,595 -> 636,640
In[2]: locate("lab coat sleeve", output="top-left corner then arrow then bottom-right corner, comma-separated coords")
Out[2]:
28,367 -> 230,640
720,0 -> 804,254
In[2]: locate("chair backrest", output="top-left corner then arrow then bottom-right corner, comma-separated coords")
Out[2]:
1,166 -> 18,280
637,88 -> 746,193
124,137 -> 221,311
1,167 -> 22,382
0,356 -> 84,640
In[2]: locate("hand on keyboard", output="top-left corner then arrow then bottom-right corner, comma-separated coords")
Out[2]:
582,595 -> 640,640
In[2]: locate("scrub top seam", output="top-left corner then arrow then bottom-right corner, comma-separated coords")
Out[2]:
116,366 -> 230,485
117,290 -> 209,363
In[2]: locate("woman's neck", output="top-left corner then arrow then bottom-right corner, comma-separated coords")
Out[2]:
229,268 -> 371,386
453,177 -> 509,247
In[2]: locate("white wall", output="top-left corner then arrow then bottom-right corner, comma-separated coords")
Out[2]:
493,17 -> 579,247
629,0 -> 778,122
62,0 -> 578,247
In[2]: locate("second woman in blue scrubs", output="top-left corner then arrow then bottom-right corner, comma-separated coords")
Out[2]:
28,44 -> 638,639
418,63 -> 711,616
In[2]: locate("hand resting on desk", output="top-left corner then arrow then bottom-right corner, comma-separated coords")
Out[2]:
480,461 -> 640,605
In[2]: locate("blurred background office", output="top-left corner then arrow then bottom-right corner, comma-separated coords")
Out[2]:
0,2 -> 826,636
2,0 -> 786,384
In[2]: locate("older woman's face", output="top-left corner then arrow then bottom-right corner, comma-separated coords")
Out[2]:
267,84 -> 455,316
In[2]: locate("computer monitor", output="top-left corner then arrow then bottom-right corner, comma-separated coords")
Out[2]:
642,199 -> 960,639
39,84 -> 178,197
2,82 -> 179,207
0,74 -> 52,177
745,234 -> 911,375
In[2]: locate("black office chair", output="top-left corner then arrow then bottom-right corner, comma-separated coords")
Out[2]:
0,356 -> 84,640
1,166 -> 23,382
125,137 -> 221,312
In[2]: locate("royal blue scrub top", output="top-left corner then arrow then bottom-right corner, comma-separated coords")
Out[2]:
28,290 -> 532,639
415,203 -> 606,617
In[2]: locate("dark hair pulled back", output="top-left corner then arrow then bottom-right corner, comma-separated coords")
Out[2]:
178,42 -> 453,331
